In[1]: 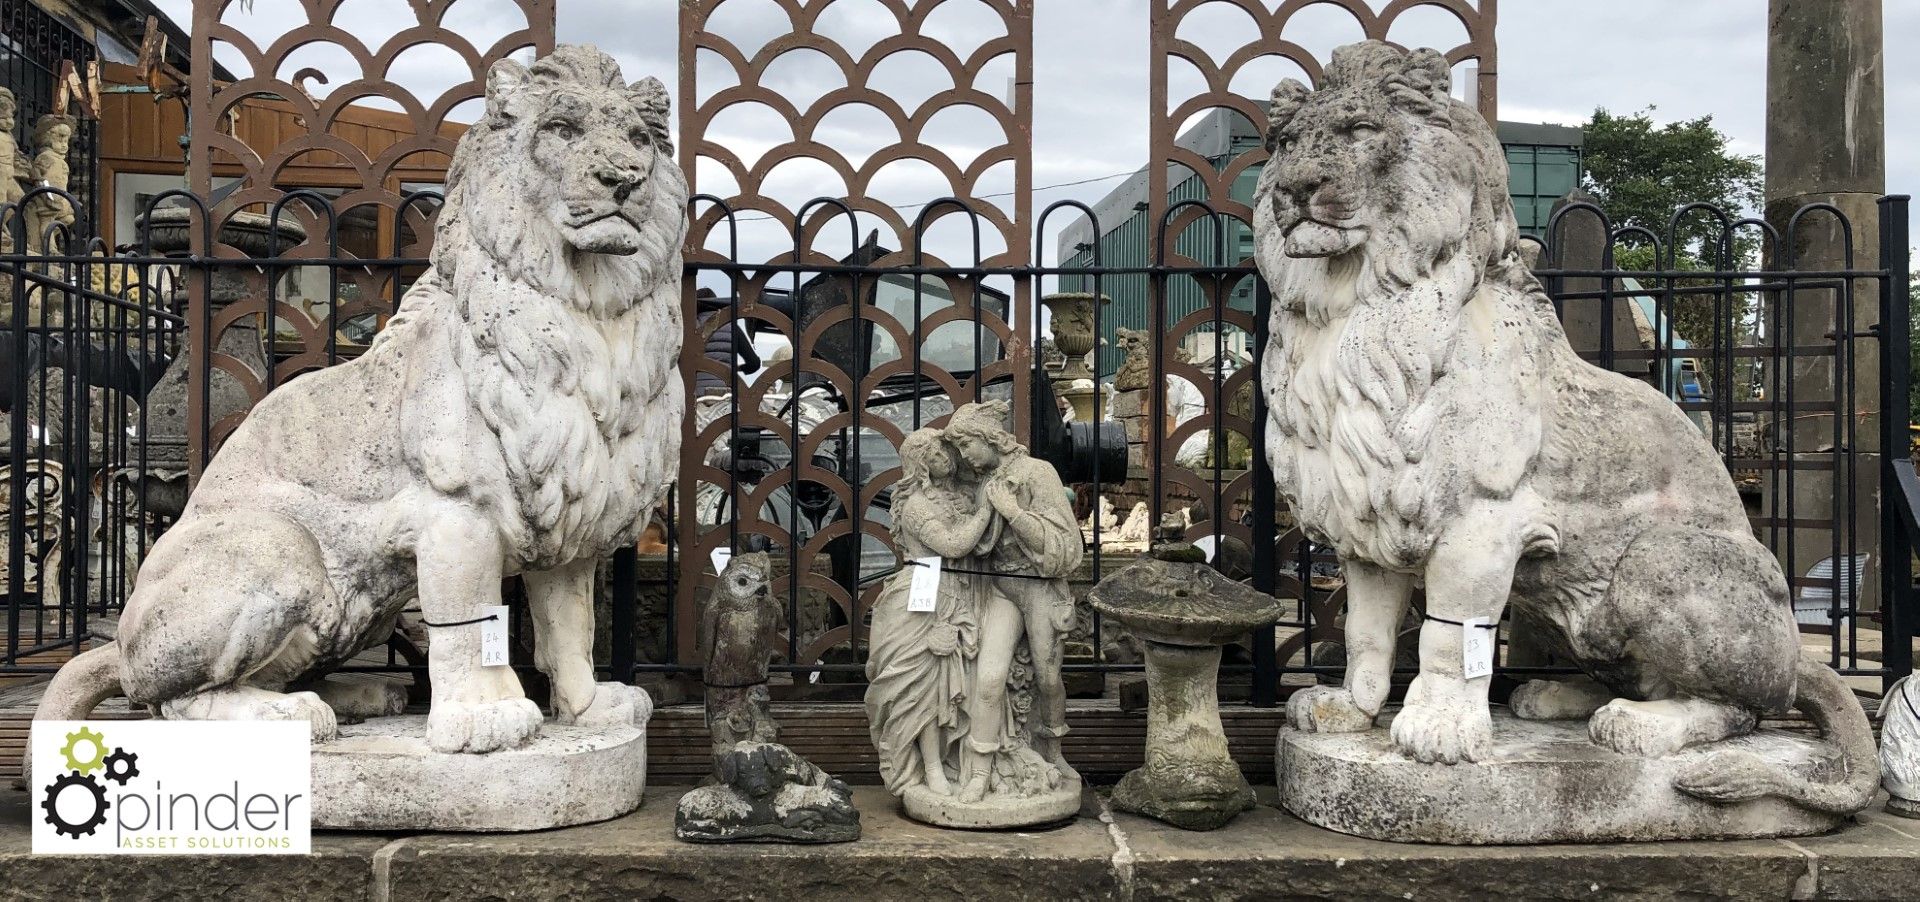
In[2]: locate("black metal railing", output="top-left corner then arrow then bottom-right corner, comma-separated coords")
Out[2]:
3,192 -> 1911,705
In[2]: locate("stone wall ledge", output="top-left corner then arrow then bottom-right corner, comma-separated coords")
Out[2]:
5,787 -> 1919,900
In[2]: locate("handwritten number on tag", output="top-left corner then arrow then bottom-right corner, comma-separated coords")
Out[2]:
1462,617 -> 1494,679
908,557 -> 941,612
480,605 -> 511,667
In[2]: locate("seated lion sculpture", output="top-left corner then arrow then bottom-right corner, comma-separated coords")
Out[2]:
35,45 -> 685,755
1255,41 -> 1876,814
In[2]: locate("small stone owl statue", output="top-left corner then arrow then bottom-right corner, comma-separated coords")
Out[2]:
700,552 -> 777,756
678,550 -> 861,843
1882,675 -> 1920,818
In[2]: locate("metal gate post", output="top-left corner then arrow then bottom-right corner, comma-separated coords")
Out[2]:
1878,194 -> 1913,688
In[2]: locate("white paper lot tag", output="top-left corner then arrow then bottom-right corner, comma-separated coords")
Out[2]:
1191,535 -> 1218,562
908,557 -> 941,612
1462,617 -> 1494,679
480,605 -> 511,667
710,547 -> 732,575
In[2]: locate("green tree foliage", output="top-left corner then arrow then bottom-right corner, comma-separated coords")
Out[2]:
1581,108 -> 1764,399
1581,107 -> 1765,267
1909,270 -> 1920,429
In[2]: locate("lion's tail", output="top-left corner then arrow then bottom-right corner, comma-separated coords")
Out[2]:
23,643 -> 124,786
1672,659 -> 1879,814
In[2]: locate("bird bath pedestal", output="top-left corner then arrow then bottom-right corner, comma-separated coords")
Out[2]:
1089,547 -> 1282,830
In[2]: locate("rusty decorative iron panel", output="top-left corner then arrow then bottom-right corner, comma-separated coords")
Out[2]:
184,0 -> 556,470
677,0 -> 1034,669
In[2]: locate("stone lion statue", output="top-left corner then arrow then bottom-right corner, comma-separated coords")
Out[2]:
1255,41 -> 1875,814
36,45 -> 685,756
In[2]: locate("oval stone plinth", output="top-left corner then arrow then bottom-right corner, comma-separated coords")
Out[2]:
1279,711 -> 1847,844
901,773 -> 1082,829
312,715 -> 646,832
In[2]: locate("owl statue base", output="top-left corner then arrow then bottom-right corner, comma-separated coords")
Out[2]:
674,741 -> 861,843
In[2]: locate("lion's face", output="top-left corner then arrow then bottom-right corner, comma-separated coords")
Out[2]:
1258,85 -> 1400,259
1254,43 -> 1480,264
531,90 -> 661,255
481,53 -> 673,257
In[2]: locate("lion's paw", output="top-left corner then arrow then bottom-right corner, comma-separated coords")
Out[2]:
312,678 -> 408,722
1588,699 -> 1688,758
1391,696 -> 1491,764
264,691 -> 339,744
428,697 -> 542,753
1287,686 -> 1376,733
1510,679 -> 1611,721
570,682 -> 655,730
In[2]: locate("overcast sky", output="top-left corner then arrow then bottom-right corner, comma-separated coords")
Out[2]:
155,0 -> 1917,278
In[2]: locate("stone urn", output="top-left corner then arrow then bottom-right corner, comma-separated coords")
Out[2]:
1042,291 -> 1108,381
131,207 -> 306,516
1088,545 -> 1282,830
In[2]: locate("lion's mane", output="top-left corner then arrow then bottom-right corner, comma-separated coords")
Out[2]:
1255,42 -> 1555,569
375,47 -> 690,568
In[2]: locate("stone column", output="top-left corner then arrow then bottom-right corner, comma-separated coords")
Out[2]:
1764,0 -> 1885,613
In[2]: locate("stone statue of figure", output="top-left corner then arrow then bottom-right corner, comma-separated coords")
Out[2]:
0,87 -> 22,255
25,114 -> 75,254
0,86 -> 20,319
866,429 -> 995,796
676,551 -> 860,843
866,403 -> 1084,828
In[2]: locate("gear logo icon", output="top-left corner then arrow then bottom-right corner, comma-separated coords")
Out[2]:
59,727 -> 108,774
41,771 -> 109,838
39,727 -> 138,842
102,748 -> 139,785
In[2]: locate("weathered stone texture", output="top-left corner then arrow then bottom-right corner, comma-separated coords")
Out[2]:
1280,713 -> 1847,844
1122,800 -> 1809,902
312,714 -> 648,832
1253,40 -> 1878,829
387,788 -> 1118,901
7,787 -> 1920,899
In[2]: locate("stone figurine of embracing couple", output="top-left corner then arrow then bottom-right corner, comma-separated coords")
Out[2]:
865,401 -> 1085,829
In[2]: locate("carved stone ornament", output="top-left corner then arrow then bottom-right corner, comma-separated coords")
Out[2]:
865,403 -> 1084,828
32,45 -> 687,831
1255,41 -> 1876,843
1112,327 -> 1152,392
1041,291 -> 1107,381
676,553 -> 860,843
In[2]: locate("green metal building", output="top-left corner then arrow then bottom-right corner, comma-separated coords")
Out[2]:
1057,110 -> 1582,376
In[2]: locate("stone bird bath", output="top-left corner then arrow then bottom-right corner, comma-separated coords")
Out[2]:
1089,546 -> 1282,829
